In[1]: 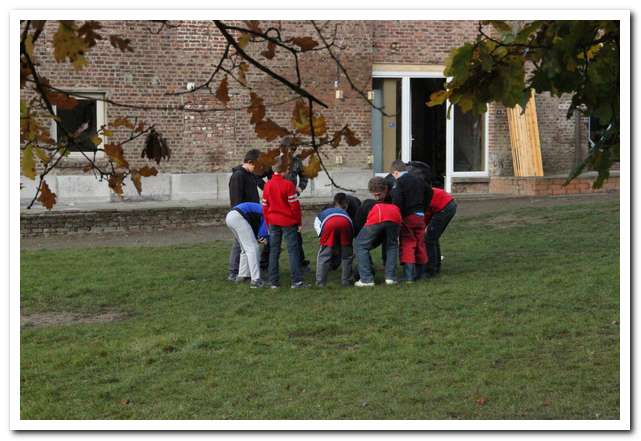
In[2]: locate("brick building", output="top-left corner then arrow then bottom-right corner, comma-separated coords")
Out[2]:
20,20 -> 616,205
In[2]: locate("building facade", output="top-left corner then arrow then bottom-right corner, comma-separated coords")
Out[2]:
21,20 -> 603,205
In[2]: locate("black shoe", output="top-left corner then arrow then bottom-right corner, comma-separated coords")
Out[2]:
227,274 -> 238,282
235,276 -> 251,283
250,280 -> 265,289
291,281 -> 310,289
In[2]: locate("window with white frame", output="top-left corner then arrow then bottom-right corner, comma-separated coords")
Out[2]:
51,92 -> 106,155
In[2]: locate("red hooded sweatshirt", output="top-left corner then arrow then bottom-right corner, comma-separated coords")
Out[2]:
262,173 -> 302,227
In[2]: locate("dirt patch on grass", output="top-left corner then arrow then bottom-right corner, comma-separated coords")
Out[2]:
21,310 -> 127,329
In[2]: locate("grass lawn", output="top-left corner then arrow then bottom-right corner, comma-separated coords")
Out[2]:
20,199 -> 620,420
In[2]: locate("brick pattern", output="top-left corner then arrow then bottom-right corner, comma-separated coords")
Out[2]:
22,20 -> 592,183
489,175 -> 620,196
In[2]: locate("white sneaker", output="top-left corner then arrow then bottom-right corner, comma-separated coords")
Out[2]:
354,280 -> 375,287
385,279 -> 398,285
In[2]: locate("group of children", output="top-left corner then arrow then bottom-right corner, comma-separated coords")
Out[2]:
225,148 -> 457,289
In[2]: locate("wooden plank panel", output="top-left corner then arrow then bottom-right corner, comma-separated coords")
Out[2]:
506,91 -> 544,177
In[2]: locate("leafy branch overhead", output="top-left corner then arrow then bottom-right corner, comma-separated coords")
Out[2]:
20,19 -> 369,209
428,20 -> 619,188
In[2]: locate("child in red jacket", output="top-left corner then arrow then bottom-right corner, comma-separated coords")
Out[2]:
424,187 -> 457,277
354,177 -> 402,287
262,155 -> 307,289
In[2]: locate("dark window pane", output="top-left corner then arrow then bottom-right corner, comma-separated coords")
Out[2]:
454,107 -> 484,172
56,99 -> 98,152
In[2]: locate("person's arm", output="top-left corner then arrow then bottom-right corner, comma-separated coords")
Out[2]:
313,215 -> 322,236
261,184 -> 270,226
287,182 -> 302,226
229,172 -> 243,207
258,216 -> 269,241
390,181 -> 404,213
296,159 -> 309,192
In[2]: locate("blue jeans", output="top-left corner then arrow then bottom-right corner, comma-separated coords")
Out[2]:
355,222 -> 399,283
268,225 -> 302,286
426,200 -> 457,274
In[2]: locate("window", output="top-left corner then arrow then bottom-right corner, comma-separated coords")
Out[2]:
51,92 -> 106,155
453,105 -> 486,173
371,78 -> 402,174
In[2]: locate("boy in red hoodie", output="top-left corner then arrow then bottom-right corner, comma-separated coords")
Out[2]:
262,155 -> 307,289
424,187 -> 457,277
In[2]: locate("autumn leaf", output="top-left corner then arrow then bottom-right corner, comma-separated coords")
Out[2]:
238,62 -> 249,85
216,76 -> 230,105
53,22 -> 88,70
243,21 -> 262,33
254,119 -> 289,141
302,153 -> 321,178
24,34 -> 34,58
238,32 -> 250,50
256,147 -> 281,174
37,180 -> 57,210
112,117 -> 135,129
108,174 -> 125,196
476,397 -> 488,406
427,89 -> 449,107
261,41 -> 276,59
34,147 -> 50,164
90,134 -> 102,147
247,92 -> 265,124
135,121 -> 145,133
296,148 -> 315,160
21,145 -> 36,180
109,35 -> 134,52
77,21 -> 103,48
131,166 -> 157,195
292,100 -> 327,136
47,92 -> 79,110
104,143 -> 129,168
342,126 -> 360,146
290,36 -> 319,52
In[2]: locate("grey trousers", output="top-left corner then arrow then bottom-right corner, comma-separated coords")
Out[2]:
316,244 -> 353,286
225,211 -> 261,282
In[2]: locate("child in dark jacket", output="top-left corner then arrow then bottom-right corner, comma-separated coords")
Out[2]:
227,149 -> 262,282
390,160 -> 427,282
354,177 -> 402,287
424,187 -> 457,277
314,193 -> 354,287
262,155 -> 307,289
225,202 -> 269,289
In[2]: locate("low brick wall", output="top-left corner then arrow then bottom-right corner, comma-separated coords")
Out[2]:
21,203 -> 328,238
489,174 -> 620,196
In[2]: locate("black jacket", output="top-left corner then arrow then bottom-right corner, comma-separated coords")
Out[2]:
229,165 -> 260,207
391,172 -> 425,217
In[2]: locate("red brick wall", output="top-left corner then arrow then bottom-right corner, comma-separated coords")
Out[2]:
22,20 -> 587,180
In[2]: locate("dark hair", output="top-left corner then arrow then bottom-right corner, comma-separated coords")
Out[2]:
368,176 -> 388,195
243,149 -> 261,164
333,192 -> 348,209
273,155 -> 289,173
390,159 -> 407,173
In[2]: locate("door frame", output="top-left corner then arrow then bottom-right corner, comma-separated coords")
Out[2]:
372,68 -> 489,192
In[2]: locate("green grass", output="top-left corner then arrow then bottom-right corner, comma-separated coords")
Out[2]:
20,200 -> 620,420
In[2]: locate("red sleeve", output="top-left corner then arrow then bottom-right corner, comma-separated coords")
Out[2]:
261,182 -> 271,226
286,181 -> 302,225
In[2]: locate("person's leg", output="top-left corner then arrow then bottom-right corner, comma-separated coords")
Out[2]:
383,223 -> 400,282
234,221 -> 261,282
399,217 -> 417,282
427,201 -> 457,274
415,217 -> 427,279
259,240 -> 270,277
284,226 -> 303,285
297,231 -> 309,269
225,212 -> 244,280
340,244 -> 354,286
268,226 -> 283,286
315,245 -> 333,286
355,225 -> 381,284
